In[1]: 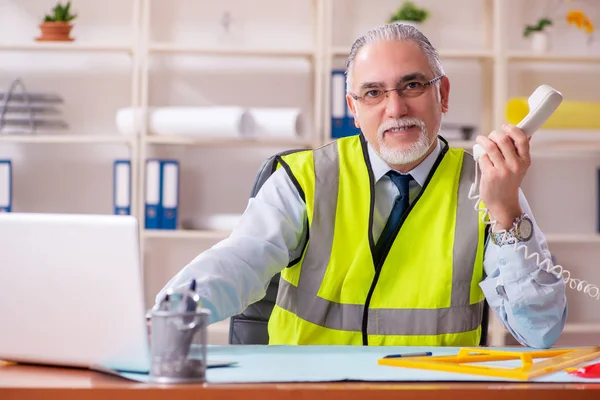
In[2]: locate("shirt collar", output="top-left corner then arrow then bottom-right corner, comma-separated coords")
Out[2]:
367,137 -> 442,187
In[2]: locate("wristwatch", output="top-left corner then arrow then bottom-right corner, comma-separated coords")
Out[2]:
490,213 -> 534,246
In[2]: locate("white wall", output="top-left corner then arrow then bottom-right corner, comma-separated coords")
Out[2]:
1,0 -> 599,345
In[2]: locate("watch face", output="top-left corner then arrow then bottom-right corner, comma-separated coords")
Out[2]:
517,217 -> 533,241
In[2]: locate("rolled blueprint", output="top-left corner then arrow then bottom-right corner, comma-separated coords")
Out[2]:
116,106 -> 255,137
506,98 -> 600,130
247,107 -> 304,138
115,107 -> 140,135
151,106 -> 254,137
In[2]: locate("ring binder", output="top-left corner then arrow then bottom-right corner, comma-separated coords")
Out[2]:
113,160 -> 131,216
0,160 -> 12,212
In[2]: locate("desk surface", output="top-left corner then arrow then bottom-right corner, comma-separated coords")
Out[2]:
1,364 -> 600,400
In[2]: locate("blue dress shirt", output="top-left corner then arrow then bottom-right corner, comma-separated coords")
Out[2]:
156,138 -> 568,348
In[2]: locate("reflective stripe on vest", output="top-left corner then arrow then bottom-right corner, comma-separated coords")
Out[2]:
274,139 -> 482,336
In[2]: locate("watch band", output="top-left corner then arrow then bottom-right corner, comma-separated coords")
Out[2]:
490,213 -> 533,246
490,228 -> 516,246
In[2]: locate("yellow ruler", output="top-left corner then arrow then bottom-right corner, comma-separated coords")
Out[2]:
378,347 -> 600,381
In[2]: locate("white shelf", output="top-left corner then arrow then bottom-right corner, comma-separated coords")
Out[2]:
448,140 -> 475,149
330,46 -> 493,60
531,141 -> 600,158
562,323 -> 600,334
0,42 -> 133,53
144,229 -> 230,240
508,52 -> 600,63
0,134 -> 133,145
149,42 -> 314,58
545,234 -> 600,244
447,139 -> 600,157
438,49 -> 494,60
145,135 -> 315,148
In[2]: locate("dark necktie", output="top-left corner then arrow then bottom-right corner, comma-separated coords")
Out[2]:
374,171 -> 413,263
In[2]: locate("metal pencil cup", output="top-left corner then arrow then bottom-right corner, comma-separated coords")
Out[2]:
149,308 -> 210,383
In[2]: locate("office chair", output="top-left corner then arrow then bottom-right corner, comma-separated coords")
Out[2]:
228,150 -> 491,346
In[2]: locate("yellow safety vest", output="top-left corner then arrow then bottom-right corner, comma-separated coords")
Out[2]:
267,134 -> 487,346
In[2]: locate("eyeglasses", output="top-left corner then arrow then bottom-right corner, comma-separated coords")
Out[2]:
349,75 -> 444,106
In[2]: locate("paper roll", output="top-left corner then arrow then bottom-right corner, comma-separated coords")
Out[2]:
150,107 -> 254,137
506,98 -> 600,130
248,107 -> 303,138
115,107 -> 255,137
115,107 -> 143,135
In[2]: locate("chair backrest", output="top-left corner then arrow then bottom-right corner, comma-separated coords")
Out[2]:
228,150 -> 300,345
228,151 -> 490,346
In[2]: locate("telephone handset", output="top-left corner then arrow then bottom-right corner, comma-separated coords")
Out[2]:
467,84 -> 599,300
472,84 -> 563,162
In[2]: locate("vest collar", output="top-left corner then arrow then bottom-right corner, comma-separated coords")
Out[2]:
361,134 -> 450,187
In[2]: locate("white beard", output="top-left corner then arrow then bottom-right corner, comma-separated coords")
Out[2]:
376,117 -> 435,165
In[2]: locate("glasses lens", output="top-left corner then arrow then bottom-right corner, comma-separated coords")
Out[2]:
360,90 -> 384,105
402,82 -> 427,97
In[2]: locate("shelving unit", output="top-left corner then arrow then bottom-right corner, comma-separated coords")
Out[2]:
0,0 -> 143,222
507,52 -> 600,63
143,229 -> 230,240
149,43 -> 315,58
144,135 -> 314,147
0,42 -> 133,53
2,0 -> 598,346
331,46 -> 495,60
0,134 -> 134,145
134,0 -> 326,266
545,234 -> 600,244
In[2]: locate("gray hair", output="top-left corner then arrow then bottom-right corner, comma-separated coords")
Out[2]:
345,22 -> 444,94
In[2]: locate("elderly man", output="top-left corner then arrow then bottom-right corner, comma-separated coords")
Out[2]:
156,23 -> 567,348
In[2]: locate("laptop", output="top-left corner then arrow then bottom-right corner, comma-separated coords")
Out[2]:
0,212 -> 239,378
0,212 -> 154,373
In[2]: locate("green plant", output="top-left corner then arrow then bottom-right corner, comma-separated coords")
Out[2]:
523,18 -> 552,37
43,1 -> 77,23
389,1 -> 429,23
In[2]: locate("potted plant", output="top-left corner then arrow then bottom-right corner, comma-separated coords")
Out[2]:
36,1 -> 77,42
566,9 -> 595,45
523,18 -> 552,53
388,1 -> 430,28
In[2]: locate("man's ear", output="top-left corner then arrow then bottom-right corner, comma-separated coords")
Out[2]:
440,76 -> 450,114
346,94 -> 360,128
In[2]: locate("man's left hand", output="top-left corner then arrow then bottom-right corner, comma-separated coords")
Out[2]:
475,124 -> 531,231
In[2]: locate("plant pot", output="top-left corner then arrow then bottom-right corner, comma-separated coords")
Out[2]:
530,31 -> 550,54
36,22 -> 74,42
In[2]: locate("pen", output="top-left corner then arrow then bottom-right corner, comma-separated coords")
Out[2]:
383,352 -> 432,359
158,293 -> 171,311
180,279 -> 200,324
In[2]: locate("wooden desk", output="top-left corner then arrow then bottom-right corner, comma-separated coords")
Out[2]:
1,363 -> 600,400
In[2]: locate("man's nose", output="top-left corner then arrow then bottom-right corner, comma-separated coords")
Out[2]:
385,90 -> 409,118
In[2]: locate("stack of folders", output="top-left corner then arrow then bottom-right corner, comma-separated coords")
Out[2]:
112,159 -> 180,229
0,160 -> 12,212
331,70 -> 361,139
145,159 -> 180,230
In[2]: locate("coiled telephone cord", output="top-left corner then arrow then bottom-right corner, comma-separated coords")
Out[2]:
468,163 -> 599,300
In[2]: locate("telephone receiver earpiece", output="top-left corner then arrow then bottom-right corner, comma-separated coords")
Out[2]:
473,85 -> 563,161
